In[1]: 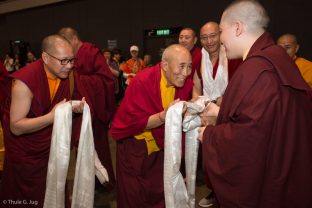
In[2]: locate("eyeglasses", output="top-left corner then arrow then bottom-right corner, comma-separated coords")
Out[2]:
44,51 -> 76,65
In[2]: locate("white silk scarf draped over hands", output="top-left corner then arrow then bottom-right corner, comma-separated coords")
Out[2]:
164,96 -> 210,208
44,101 -> 108,208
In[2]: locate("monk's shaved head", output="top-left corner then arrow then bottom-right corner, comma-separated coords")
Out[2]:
277,33 -> 298,45
277,33 -> 299,59
222,0 -> 269,35
58,27 -> 80,41
200,21 -> 221,55
200,21 -> 219,33
162,44 -> 190,62
41,34 -> 72,55
179,27 -> 198,51
41,34 -> 74,79
180,27 -> 197,37
58,27 -> 82,55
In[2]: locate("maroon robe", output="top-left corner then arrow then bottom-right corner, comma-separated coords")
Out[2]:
110,64 -> 193,208
0,59 -> 71,208
0,61 -> 8,121
202,32 -> 312,207
189,46 -> 201,79
194,50 -> 242,189
72,42 -> 116,189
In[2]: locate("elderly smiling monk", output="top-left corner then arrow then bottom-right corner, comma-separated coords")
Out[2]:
110,44 -> 193,208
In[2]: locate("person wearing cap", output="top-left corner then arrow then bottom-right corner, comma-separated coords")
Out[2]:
120,45 -> 144,85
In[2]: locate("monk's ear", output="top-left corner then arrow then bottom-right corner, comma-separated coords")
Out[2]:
295,44 -> 300,54
161,60 -> 168,71
235,20 -> 244,37
194,36 -> 198,45
42,52 -> 49,64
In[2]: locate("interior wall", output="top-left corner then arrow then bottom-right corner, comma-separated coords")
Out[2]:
0,0 -> 311,61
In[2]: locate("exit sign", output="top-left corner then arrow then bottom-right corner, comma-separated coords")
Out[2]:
156,29 -> 170,36
144,27 -> 183,37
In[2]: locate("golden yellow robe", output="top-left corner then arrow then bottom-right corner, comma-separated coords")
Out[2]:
135,70 -> 175,155
295,57 -> 312,88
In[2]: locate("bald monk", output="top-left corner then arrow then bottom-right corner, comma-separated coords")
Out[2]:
277,33 -> 312,88
59,27 -> 116,190
193,21 -> 242,101
199,0 -> 312,207
0,35 -> 84,207
110,44 -> 193,208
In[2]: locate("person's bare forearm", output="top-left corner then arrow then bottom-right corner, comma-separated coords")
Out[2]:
146,111 -> 166,129
10,113 -> 53,136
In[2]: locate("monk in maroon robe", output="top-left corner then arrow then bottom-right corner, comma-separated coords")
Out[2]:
58,27 -> 116,190
0,35 -> 82,208
199,1 -> 312,207
110,44 -> 193,208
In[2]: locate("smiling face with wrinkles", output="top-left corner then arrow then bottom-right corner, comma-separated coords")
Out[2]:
161,44 -> 192,87
200,22 -> 221,55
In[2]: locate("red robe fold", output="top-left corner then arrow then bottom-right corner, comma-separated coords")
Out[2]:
189,46 -> 201,79
72,42 -> 116,189
202,32 -> 312,207
0,59 -> 71,208
110,64 -> 193,208
0,61 -> 5,74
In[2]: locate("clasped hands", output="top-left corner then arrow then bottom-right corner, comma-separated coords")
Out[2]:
184,99 -> 219,143
51,97 -> 86,117
70,97 -> 86,114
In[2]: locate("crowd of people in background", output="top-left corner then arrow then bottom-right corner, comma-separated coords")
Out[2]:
2,28 -> 311,94
2,50 -> 37,74
2,36 -> 311,97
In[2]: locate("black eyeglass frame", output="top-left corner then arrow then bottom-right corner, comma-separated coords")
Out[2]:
44,51 -> 76,65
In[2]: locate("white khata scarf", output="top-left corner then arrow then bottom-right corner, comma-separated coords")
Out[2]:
44,101 -> 108,208
164,97 -> 210,208
201,46 -> 228,100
